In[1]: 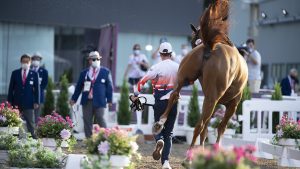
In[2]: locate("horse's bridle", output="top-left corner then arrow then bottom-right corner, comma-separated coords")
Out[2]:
129,95 -> 154,112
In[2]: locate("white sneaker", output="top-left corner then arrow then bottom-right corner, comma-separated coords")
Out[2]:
162,160 -> 172,169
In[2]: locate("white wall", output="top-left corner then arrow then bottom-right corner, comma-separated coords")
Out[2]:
0,22 -> 54,94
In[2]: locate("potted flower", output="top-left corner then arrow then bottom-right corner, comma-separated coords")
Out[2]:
0,101 -> 22,134
0,132 -> 18,164
36,112 -> 77,151
186,85 -> 200,145
183,144 -> 258,169
208,105 -> 239,143
85,127 -> 141,169
8,137 -> 65,169
273,114 -> 300,148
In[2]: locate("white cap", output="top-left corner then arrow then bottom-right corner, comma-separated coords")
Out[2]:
32,52 -> 43,59
88,51 -> 102,59
159,42 -> 172,54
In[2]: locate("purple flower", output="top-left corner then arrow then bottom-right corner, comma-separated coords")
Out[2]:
276,129 -> 283,138
60,129 -> 71,140
0,115 -> 7,122
98,141 -> 110,155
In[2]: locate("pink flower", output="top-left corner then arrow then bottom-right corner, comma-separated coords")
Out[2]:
98,141 -> 110,155
93,124 -> 101,134
60,129 -> 71,140
186,149 -> 194,161
212,144 -> 220,152
233,147 -> 245,163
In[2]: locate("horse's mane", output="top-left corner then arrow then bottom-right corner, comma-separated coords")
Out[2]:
200,0 -> 233,50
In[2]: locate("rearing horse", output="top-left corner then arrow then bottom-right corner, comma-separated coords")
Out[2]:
153,0 -> 248,148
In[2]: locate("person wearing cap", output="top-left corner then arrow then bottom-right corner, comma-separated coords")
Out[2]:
8,54 -> 40,138
136,42 -> 179,169
70,51 -> 113,138
124,44 -> 149,86
31,53 -> 48,124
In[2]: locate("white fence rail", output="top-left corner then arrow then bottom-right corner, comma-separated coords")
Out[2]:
242,100 -> 300,141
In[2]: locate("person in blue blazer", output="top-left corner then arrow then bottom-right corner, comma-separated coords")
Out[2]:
281,68 -> 299,96
31,53 -> 48,124
8,54 -> 40,138
70,51 -> 113,138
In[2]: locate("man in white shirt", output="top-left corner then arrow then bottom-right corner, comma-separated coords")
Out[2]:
244,39 -> 262,93
124,44 -> 149,86
136,42 -> 179,169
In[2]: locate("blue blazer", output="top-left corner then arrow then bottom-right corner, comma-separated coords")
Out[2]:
281,77 -> 292,96
71,67 -> 113,108
7,68 -> 40,110
32,67 -> 48,103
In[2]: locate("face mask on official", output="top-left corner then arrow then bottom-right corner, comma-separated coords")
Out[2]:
133,50 -> 140,56
32,60 -> 40,67
21,63 -> 30,70
91,59 -> 101,68
181,48 -> 188,56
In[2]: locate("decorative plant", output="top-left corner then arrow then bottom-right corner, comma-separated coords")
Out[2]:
56,74 -> 70,118
210,106 -> 240,130
271,82 -> 283,100
187,85 -> 200,127
86,127 -> 140,157
0,132 -> 18,150
8,137 -> 64,168
43,76 -> 55,116
271,82 -> 283,133
0,101 -> 22,127
36,112 -> 77,151
117,79 -> 131,125
183,144 -> 258,169
273,114 -> 300,147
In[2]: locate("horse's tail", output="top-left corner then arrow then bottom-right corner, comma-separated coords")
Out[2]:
200,0 -> 233,50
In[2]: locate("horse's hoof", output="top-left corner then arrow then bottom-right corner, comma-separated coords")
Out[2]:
152,122 -> 163,135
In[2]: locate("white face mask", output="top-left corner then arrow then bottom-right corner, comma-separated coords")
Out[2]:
181,48 -> 189,56
32,60 -> 40,67
91,60 -> 100,68
21,63 -> 30,70
133,50 -> 140,56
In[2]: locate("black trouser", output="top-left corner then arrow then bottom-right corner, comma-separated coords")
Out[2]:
153,89 -> 178,164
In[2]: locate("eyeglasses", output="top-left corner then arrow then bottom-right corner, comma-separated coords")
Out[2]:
92,58 -> 100,61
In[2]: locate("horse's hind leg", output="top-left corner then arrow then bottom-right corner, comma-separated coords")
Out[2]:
199,121 -> 209,145
216,93 -> 242,143
190,98 -> 217,148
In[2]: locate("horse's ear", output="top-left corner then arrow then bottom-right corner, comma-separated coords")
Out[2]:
190,24 -> 197,33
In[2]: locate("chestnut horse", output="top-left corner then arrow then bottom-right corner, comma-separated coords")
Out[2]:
153,0 -> 248,148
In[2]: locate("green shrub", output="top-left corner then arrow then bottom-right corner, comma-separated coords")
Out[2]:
56,74 -> 70,118
271,82 -> 283,133
43,77 -> 55,116
8,137 -> 62,168
187,85 -> 200,127
117,80 -> 131,125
